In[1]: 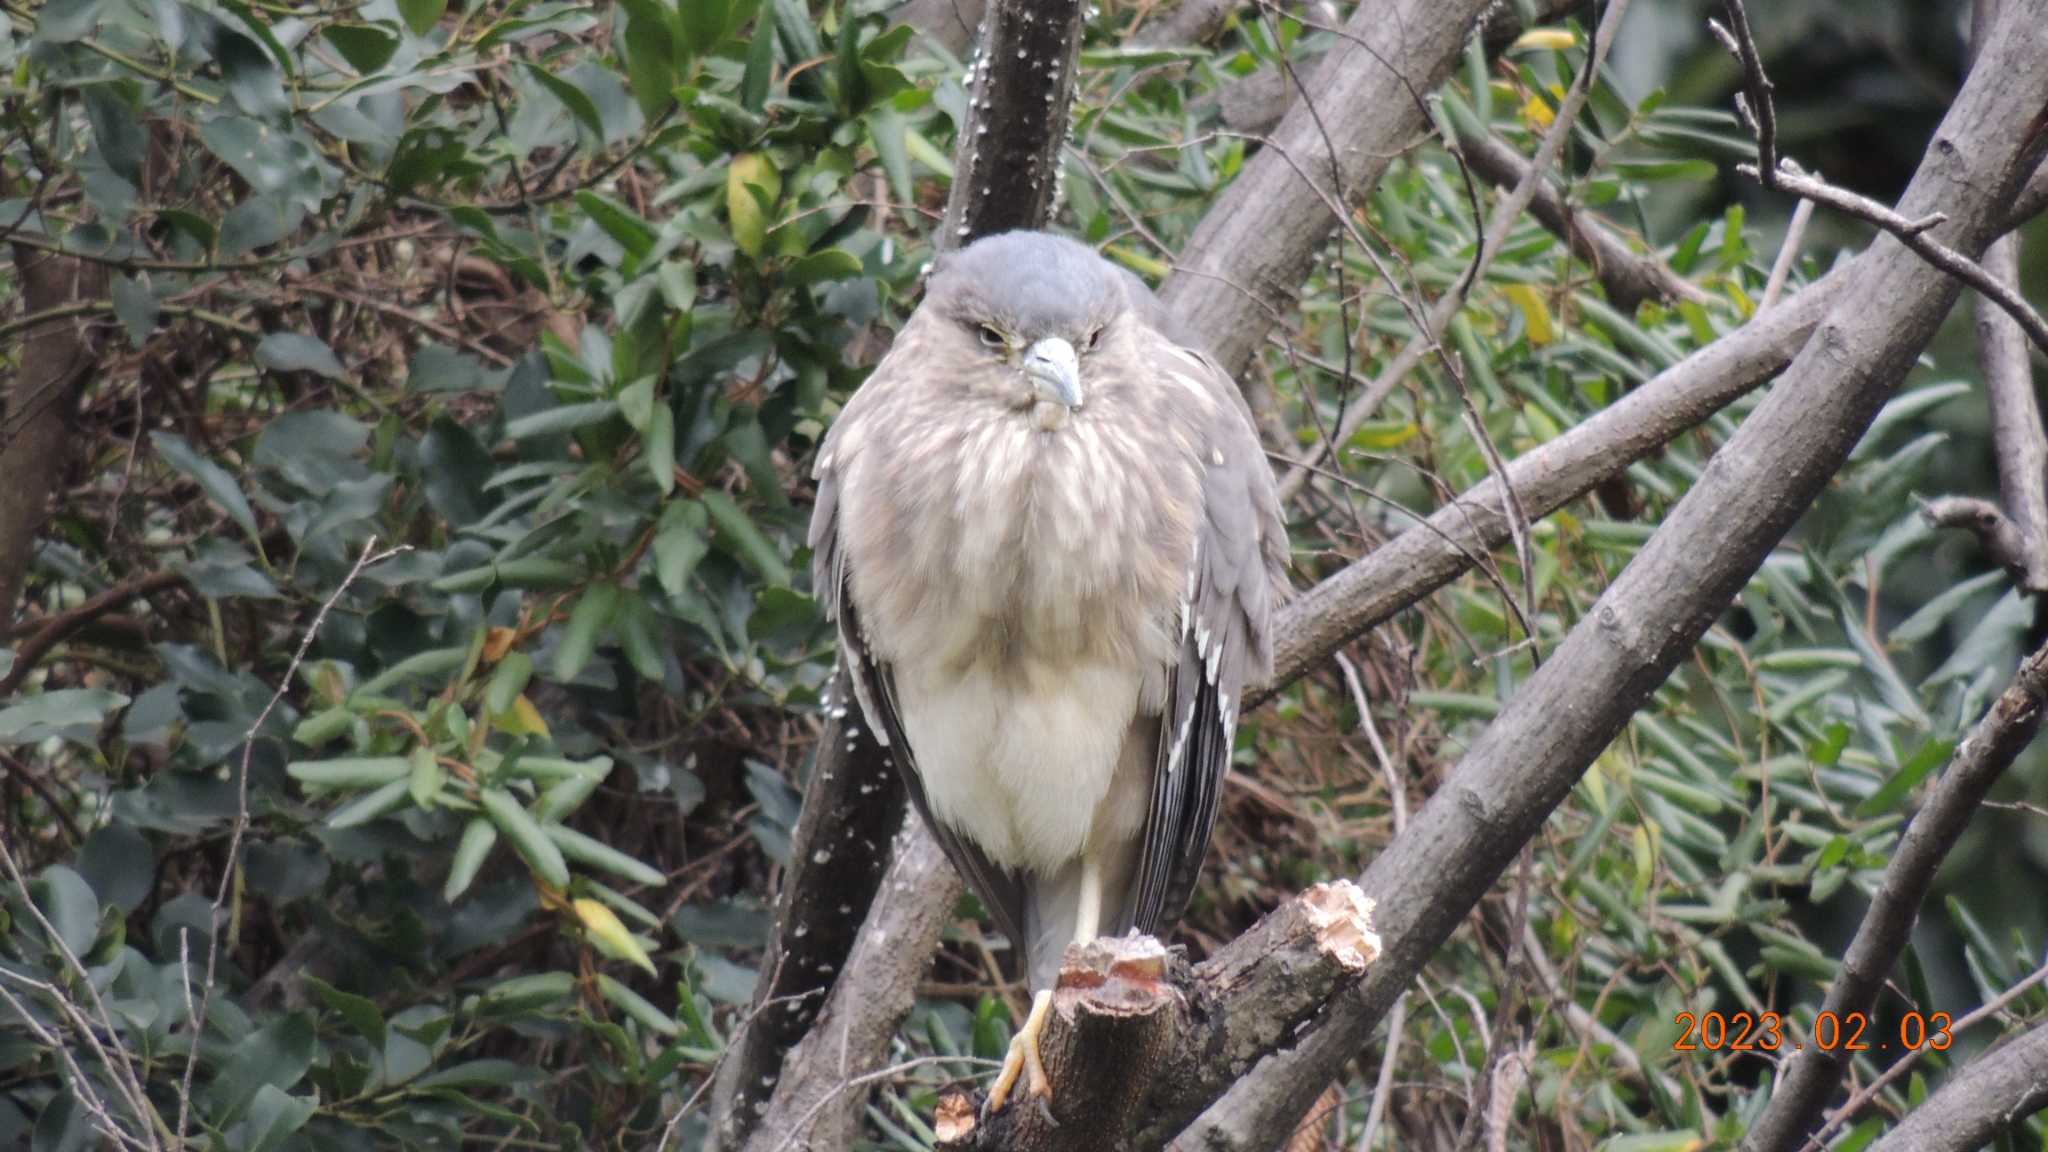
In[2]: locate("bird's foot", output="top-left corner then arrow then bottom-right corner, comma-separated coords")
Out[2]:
984,989 -> 1053,1114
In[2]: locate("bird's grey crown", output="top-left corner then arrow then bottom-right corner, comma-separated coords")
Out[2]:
927,230 -> 1131,341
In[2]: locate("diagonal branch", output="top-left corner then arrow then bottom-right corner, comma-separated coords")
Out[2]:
1861,1020 -> 2048,1152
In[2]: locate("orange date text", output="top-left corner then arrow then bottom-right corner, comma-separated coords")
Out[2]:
1671,1011 -> 1952,1053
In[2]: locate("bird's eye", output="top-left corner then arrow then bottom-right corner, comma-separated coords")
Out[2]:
978,324 -> 1007,348
1082,326 -> 1104,352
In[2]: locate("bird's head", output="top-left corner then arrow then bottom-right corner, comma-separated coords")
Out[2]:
923,231 -> 1135,424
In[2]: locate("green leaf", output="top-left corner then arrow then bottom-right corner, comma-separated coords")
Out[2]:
645,405 -> 676,495
0,688 -> 129,745
503,400 -> 620,440
288,756 -> 411,789
739,13 -> 776,111
33,865 -> 100,957
598,973 -> 679,1035
444,817 -> 499,902
153,432 -> 260,540
305,975 -> 388,1048
206,1013 -> 315,1127
408,745 -> 446,809
396,0 -> 447,36
418,416 -> 497,527
677,0 -> 731,54
486,651 -> 534,717
617,376 -> 658,431
240,1085 -> 315,1152
479,787 -> 571,888
476,971 -> 577,1013
615,593 -> 667,681
654,500 -> 711,598
554,584 -> 621,682
702,489 -> 788,583
1856,738 -> 1955,818
524,62 -> 606,141
576,191 -> 658,263
546,823 -> 665,887
788,247 -> 862,285
617,0 -> 679,118
322,22 -> 400,73
326,777 -> 412,828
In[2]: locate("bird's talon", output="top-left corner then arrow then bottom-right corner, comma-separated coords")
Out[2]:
984,989 -> 1055,1115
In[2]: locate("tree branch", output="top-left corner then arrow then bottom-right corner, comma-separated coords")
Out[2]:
1156,0 -> 1501,379
1966,234 -> 2048,589
935,884 -> 1379,1152
1169,4 -> 2048,1146
1739,634 -> 2048,1151
1,245 -> 107,631
0,569 -> 186,696
1863,1017 -> 2048,1152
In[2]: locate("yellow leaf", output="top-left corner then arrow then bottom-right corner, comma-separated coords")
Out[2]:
574,898 -> 657,975
1519,84 -> 1566,130
1509,27 -> 1578,53
727,153 -> 782,259
481,626 -> 518,665
493,693 -> 551,739
1349,420 -> 1420,450
1503,283 -> 1557,346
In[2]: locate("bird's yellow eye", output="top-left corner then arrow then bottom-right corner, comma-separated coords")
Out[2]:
978,324 -> 1007,348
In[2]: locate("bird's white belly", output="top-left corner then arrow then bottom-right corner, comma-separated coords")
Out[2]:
896,655 -> 1142,875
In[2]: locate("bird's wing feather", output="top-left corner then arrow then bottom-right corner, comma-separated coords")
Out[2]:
809,386 -> 1031,951
1129,340 -> 1289,933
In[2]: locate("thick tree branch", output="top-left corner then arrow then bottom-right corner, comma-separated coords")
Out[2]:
1170,5 -> 2048,1146
938,1 -> 1087,244
706,669 -> 905,1149
1862,1018 -> 2048,1152
936,884 -> 1379,1152
1963,234 -> 2048,590
1740,634 -> 2048,1152
735,827 -> 961,1151
1156,0 -> 1500,379
1,246 -> 107,631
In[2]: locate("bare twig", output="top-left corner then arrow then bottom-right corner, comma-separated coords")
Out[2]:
173,537 -> 405,1148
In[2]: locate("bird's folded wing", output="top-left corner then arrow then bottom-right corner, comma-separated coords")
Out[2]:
1129,342 -> 1289,933
809,453 -> 1031,951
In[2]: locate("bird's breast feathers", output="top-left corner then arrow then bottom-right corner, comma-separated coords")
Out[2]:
832,381 -> 1210,873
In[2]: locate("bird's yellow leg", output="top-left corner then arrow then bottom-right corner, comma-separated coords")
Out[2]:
986,857 -> 1104,1113
985,988 -> 1053,1113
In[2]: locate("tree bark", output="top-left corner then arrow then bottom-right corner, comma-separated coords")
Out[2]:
1169,4 -> 2048,1146
1863,1019 -> 2048,1152
1156,0 -> 1500,379
936,884 -> 1378,1152
706,669 -> 905,1149
1,246 -> 106,633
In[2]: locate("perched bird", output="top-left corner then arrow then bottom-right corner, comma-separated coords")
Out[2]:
808,231 -> 1288,1110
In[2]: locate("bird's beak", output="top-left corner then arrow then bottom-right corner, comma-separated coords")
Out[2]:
1022,337 -> 1083,410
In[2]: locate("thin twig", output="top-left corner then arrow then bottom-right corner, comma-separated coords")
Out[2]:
172,537 -> 406,1148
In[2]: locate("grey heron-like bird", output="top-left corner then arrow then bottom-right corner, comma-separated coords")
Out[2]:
808,230 -> 1288,1110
